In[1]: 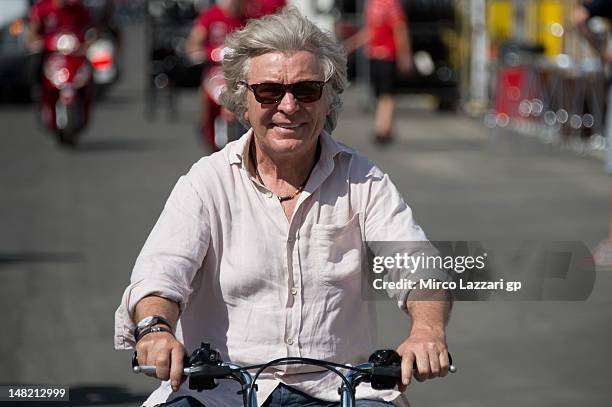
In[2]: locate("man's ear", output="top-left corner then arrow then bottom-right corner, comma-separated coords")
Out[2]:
243,110 -> 249,123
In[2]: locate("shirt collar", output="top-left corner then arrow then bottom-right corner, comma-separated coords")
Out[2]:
227,128 -> 348,170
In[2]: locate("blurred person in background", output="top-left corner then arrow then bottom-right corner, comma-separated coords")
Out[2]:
27,0 -> 93,50
185,0 -> 244,64
185,0 -> 245,139
27,0 -> 93,95
185,0 -> 288,69
243,0 -> 286,19
572,0 -> 612,268
344,0 -> 412,144
572,0 -> 612,65
86,0 -> 122,49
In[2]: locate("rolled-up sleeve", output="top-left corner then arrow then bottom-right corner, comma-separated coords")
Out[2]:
114,174 -> 211,349
363,166 -> 451,313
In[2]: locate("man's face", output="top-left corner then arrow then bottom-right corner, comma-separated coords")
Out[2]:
243,51 -> 329,158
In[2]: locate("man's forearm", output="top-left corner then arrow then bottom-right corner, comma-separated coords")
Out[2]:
133,295 -> 184,392
185,26 -> 206,56
133,295 -> 180,328
344,28 -> 369,54
396,288 -> 452,385
393,23 -> 411,57
406,289 -> 452,333
26,21 -> 43,50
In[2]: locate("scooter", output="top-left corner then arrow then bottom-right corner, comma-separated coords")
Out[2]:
201,47 -> 245,151
40,31 -> 93,146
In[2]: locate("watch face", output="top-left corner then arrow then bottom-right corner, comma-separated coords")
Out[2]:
137,316 -> 155,329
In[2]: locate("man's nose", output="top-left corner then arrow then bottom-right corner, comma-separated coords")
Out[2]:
277,91 -> 299,114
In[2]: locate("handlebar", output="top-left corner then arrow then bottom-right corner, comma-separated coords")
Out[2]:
132,343 -> 456,407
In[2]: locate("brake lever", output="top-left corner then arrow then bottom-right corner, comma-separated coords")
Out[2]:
447,353 -> 457,373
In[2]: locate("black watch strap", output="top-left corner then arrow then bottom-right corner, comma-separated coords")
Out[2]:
135,325 -> 173,342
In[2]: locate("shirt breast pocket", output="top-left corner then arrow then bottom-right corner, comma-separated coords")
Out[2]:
312,213 -> 364,287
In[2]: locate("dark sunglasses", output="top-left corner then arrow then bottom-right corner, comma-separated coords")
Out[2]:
240,80 -> 327,104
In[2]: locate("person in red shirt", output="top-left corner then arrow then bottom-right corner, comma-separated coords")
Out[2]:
243,0 -> 286,20
186,0 -> 245,148
26,0 -> 93,97
344,0 -> 412,144
185,0 -> 245,64
28,0 -> 93,50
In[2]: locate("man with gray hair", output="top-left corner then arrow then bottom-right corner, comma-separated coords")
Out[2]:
115,7 -> 451,406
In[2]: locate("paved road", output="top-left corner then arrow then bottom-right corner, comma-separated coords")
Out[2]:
1,22 -> 611,407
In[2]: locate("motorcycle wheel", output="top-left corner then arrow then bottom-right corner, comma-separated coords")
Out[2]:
55,102 -> 83,147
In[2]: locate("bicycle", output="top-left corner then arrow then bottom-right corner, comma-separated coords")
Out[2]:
132,342 -> 456,407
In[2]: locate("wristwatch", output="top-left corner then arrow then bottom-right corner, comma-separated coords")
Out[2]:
134,315 -> 172,339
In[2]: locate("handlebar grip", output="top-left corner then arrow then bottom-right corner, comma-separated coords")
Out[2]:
188,364 -> 234,378
370,352 -> 456,382
372,364 -> 459,380
409,352 -> 456,374
133,365 -> 191,376
402,352 -> 457,373
132,364 -> 234,378
371,366 -> 402,378
131,352 -> 193,376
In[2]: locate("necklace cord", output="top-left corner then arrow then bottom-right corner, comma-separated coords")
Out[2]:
250,139 -> 320,202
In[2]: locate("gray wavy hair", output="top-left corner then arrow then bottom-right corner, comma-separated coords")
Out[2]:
219,7 -> 348,133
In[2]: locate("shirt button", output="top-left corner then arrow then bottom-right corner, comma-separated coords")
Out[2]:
286,337 -> 294,345
266,191 -> 274,198
290,287 -> 298,295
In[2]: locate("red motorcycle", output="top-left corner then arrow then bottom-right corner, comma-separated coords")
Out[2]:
40,31 -> 93,146
201,47 -> 245,151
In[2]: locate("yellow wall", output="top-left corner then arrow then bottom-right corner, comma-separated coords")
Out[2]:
487,0 -> 514,42
487,0 -> 570,56
538,0 -> 565,56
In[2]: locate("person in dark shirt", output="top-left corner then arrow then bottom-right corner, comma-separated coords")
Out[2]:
584,0 -> 612,20
343,0 -> 412,144
572,0 -> 612,63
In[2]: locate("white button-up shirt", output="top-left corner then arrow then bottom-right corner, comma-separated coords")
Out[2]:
114,129 -> 443,406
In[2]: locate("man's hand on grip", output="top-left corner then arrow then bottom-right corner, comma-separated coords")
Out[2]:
136,331 -> 186,392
